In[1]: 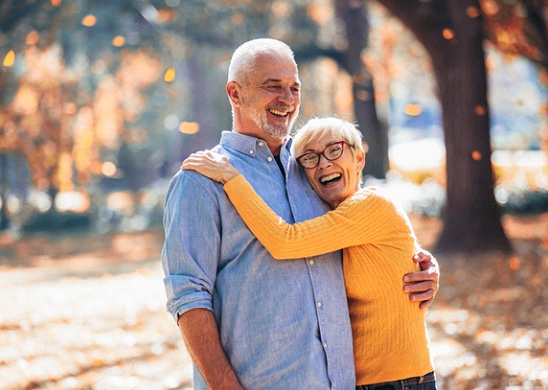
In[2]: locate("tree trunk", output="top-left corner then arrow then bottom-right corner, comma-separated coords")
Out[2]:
180,53 -> 221,159
335,0 -> 388,179
0,153 -> 10,231
377,0 -> 512,253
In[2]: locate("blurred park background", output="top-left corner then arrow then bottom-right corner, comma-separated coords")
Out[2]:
0,0 -> 547,389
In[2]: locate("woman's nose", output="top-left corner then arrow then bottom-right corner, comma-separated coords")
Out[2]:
317,154 -> 332,168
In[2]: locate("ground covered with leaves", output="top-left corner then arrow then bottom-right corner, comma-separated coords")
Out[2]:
0,213 -> 546,389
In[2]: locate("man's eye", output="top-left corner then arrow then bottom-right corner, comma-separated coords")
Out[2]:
267,85 -> 281,91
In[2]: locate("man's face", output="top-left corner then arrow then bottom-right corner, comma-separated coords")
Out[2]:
238,53 -> 301,140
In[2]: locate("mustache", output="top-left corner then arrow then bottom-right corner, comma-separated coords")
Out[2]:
269,103 -> 294,113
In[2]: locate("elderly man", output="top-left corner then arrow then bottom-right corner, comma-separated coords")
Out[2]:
162,38 -> 439,390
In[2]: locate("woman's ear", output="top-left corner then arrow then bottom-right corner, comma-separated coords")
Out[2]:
357,151 -> 366,170
226,81 -> 241,107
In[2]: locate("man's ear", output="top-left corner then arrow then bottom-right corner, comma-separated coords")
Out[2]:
226,81 -> 241,107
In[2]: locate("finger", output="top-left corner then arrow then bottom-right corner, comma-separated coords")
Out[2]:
204,150 -> 222,161
209,151 -> 228,164
413,250 -> 434,262
408,289 -> 434,303
403,269 -> 437,283
190,151 -> 207,158
418,298 -> 433,310
403,280 -> 437,293
181,159 -> 194,169
181,157 -> 209,170
181,161 -> 198,170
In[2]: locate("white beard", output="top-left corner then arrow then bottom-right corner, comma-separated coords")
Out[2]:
242,93 -> 298,140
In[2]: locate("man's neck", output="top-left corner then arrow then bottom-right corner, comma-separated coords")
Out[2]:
267,139 -> 285,156
232,128 -> 286,156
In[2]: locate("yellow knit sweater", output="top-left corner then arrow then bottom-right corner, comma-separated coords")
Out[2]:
224,175 -> 433,385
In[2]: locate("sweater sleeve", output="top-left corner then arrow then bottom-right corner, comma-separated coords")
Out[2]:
223,174 -> 407,260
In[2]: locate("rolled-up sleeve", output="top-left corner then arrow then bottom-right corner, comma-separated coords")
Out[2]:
161,170 -> 221,321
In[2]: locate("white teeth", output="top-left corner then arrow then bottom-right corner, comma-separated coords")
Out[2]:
269,109 -> 288,116
320,173 -> 341,183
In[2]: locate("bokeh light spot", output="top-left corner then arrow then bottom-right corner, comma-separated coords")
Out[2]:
466,6 -> 480,18
3,50 -> 15,67
509,256 -> 520,271
404,103 -> 422,117
442,28 -> 455,40
179,122 -> 200,134
164,67 -> 176,83
82,14 -> 97,27
475,105 -> 486,115
102,161 -> 117,177
472,150 -> 482,161
26,31 -> 39,45
481,0 -> 499,16
112,36 -> 126,47
55,191 -> 91,213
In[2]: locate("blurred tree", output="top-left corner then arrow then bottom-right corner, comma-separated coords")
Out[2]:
333,0 -> 388,179
482,0 -> 548,69
327,0 -> 547,179
377,0 -> 513,253
0,0 -> 544,238
0,0 -> 166,227
0,154 -> 9,230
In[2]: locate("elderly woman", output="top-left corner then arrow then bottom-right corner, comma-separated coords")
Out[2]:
182,117 -> 436,389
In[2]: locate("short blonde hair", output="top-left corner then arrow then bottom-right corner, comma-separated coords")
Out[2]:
291,117 -> 364,158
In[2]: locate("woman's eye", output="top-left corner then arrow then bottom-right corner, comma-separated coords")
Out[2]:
327,146 -> 341,155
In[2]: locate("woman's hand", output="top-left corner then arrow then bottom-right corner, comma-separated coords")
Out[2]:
181,150 -> 240,184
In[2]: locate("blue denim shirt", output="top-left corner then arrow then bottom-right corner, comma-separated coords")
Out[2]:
162,131 -> 355,389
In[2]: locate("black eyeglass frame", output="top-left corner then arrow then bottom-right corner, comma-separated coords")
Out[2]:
296,141 -> 353,169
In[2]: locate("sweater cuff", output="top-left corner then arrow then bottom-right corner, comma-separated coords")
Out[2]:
223,174 -> 246,192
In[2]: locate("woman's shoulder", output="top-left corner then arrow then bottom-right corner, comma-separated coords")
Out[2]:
351,186 -> 400,211
356,186 -> 390,200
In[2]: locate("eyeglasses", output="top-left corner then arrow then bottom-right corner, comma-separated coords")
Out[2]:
296,141 -> 353,169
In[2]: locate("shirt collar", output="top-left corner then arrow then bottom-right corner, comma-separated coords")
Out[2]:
220,131 -> 291,158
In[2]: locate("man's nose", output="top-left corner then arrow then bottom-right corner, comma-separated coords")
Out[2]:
278,86 -> 294,103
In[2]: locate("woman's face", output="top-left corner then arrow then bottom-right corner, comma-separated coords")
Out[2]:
300,135 -> 365,209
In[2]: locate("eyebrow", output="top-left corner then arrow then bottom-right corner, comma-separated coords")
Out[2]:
302,141 -> 340,153
261,78 -> 301,86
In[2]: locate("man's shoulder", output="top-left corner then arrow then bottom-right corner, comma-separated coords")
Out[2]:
167,168 -> 222,200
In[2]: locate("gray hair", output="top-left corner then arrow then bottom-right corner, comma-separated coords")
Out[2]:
228,38 -> 296,84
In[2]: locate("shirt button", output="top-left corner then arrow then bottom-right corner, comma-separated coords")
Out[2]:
317,301 -> 322,308
267,157 -> 273,162
308,260 -> 314,265
323,342 -> 328,349
258,141 -> 264,147
249,150 -> 254,155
